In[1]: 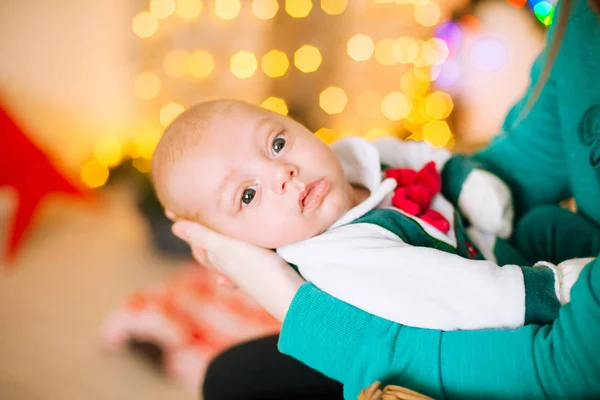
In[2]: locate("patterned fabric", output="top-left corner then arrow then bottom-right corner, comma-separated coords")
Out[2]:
100,263 -> 280,388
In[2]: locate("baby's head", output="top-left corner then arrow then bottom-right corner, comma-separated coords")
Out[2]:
152,99 -> 353,248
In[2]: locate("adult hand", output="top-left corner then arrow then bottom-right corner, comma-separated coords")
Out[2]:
171,218 -> 305,321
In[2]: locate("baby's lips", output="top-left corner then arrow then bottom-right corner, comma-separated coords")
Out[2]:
405,185 -> 433,210
414,162 -> 441,195
385,168 -> 416,187
420,209 -> 450,233
392,190 -> 422,215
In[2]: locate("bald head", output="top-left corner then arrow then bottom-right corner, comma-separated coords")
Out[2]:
151,99 -> 252,220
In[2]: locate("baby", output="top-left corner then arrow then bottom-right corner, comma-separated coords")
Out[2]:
152,99 -> 588,331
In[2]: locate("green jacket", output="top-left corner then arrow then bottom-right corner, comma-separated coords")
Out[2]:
278,1 -> 600,398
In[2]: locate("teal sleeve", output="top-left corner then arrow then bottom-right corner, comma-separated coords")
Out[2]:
279,259 -> 600,399
441,258 -> 600,399
278,283 -> 445,399
471,15 -> 570,217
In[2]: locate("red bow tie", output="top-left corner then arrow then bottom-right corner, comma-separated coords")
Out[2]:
385,161 -> 450,233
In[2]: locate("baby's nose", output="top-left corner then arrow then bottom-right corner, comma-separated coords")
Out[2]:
272,164 -> 299,193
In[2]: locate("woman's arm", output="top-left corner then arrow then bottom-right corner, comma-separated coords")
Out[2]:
470,13 -> 570,217
279,258 -> 600,399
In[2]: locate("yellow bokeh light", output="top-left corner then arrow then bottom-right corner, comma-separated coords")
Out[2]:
411,0 -> 430,5
347,34 -> 374,61
132,12 -> 159,38
423,120 -> 452,147
177,0 -> 203,19
81,159 -> 109,188
320,86 -> 348,114
407,102 -> 427,125
262,50 -> 290,78
151,0 -> 176,19
414,2 -> 441,27
286,0 -> 313,17
261,96 -> 289,115
215,0 -> 241,19
94,136 -> 124,167
356,90 -> 382,118
315,128 -> 343,145
230,51 -> 258,78
187,50 -> 215,78
421,38 -> 449,65
321,0 -> 347,15
425,91 -> 454,119
400,70 -> 430,98
381,92 -> 411,120
164,50 -> 188,77
392,37 -> 419,64
132,157 -> 153,173
160,102 -> 185,127
134,73 -> 161,100
364,127 -> 392,141
134,126 -> 162,160
294,45 -> 322,73
375,38 -> 397,66
252,0 -> 279,19
413,65 -> 441,81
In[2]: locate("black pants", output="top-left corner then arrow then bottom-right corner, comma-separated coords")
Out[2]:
202,334 -> 344,400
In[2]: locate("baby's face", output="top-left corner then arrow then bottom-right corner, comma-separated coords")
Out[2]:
168,106 -> 353,248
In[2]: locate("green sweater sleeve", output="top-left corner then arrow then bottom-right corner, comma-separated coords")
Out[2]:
472,16 -> 570,216
279,258 -> 600,399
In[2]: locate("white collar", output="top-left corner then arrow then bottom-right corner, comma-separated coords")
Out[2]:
327,137 -> 397,230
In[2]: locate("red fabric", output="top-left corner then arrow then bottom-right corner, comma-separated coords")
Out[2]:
386,162 -> 450,233
0,102 -> 88,261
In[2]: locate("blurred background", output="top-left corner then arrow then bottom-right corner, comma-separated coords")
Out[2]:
0,0 -> 555,399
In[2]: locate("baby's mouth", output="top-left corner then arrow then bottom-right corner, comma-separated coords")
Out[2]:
299,178 -> 329,211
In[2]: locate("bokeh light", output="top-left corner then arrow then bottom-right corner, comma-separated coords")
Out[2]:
231,51 -> 258,78
469,37 -> 508,72
81,160 -> 110,188
262,50 -> 290,78
187,50 -> 215,78
252,0 -> 279,19
133,12 -> 159,38
176,0 -> 203,19
363,127 -> 392,141
164,50 -> 188,77
134,73 -> 161,100
392,37 -> 419,64
320,87 -> 348,114
132,158 -> 153,173
160,102 -> 185,126
423,120 -> 452,147
414,2 -> 441,27
347,34 -> 375,61
533,1 -> 554,25
321,0 -> 347,15
425,91 -> 453,119
286,0 -> 313,18
215,0 -> 241,19
294,45 -> 322,73
435,21 -> 462,58
261,96 -> 289,115
381,92 -> 411,120
375,39 -> 397,66
314,127 -> 341,145
435,60 -> 460,87
400,70 -> 430,98
151,0 -> 176,19
356,90 -> 382,118
94,136 -> 124,167
421,38 -> 449,65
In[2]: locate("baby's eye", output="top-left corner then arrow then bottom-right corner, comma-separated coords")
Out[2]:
241,185 -> 257,207
271,133 -> 286,156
